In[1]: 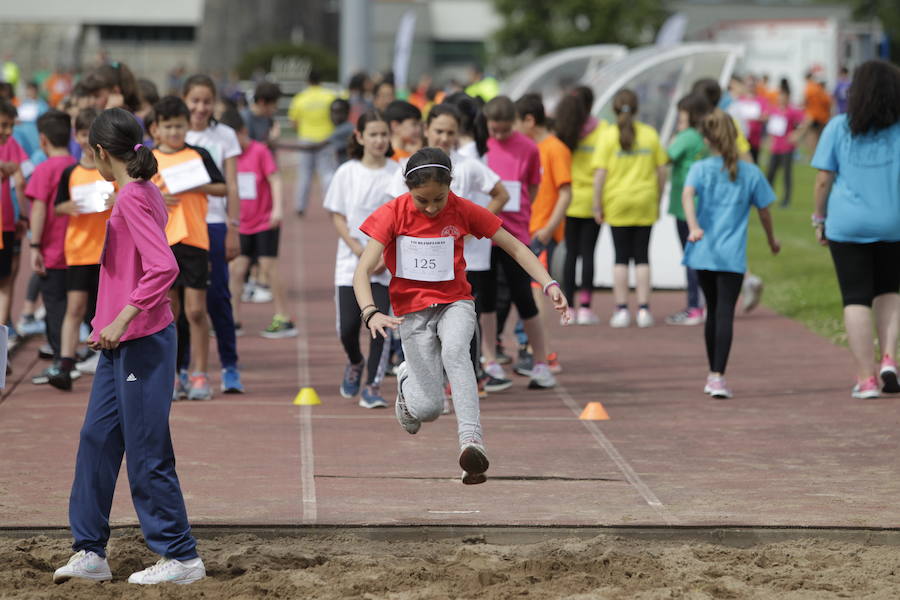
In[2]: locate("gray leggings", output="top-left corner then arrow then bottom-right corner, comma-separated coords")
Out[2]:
399,300 -> 482,447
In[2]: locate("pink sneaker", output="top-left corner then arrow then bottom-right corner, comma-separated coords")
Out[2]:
852,375 -> 880,399
705,376 -> 732,399
576,307 -> 600,325
880,355 -> 899,394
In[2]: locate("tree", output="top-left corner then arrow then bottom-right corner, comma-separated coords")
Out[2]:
492,0 -> 668,59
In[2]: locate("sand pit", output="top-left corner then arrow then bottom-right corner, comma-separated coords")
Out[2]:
2,531 -> 900,599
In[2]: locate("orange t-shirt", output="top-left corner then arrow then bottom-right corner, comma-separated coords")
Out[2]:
151,147 -> 213,250
58,165 -> 113,266
391,147 -> 412,163
529,134 -> 572,242
805,81 -> 832,124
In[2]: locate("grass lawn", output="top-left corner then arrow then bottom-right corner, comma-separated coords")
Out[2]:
745,156 -> 846,344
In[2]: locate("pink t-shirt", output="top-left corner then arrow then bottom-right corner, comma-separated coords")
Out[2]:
25,155 -> 76,269
92,181 -> 178,342
768,106 -> 806,155
236,140 -> 278,235
0,137 -> 28,232
486,131 -> 542,245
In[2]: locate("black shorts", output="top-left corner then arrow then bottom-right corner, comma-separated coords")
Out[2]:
610,225 -> 652,265
240,227 -> 280,259
829,240 -> 900,307
0,231 -> 14,279
481,247 -> 539,320
171,243 -> 210,290
66,264 -> 101,292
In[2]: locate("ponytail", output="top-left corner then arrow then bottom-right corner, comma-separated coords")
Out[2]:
89,107 -> 158,180
613,89 -> 638,152
553,94 -> 588,151
443,92 -> 488,156
700,109 -> 739,181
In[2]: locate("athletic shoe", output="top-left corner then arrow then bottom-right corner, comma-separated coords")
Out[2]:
852,376 -> 880,400
340,360 -> 364,398
17,315 -> 45,337
53,550 -> 112,584
742,275 -> 764,313
394,362 -> 420,434
261,315 -> 298,338
459,442 -> 489,485
513,345 -> 533,376
495,343 -> 512,365
880,355 -> 900,394
187,373 -> 212,401
173,369 -> 189,401
38,343 -> 54,360
576,307 -> 600,325
666,307 -> 704,326
636,308 -> 655,328
359,385 -> 387,409
241,281 -> 256,302
128,557 -> 206,585
706,376 -> 733,399
221,366 -> 244,394
481,372 -> 512,393
249,285 -> 273,303
528,362 -> 557,389
547,352 -> 562,374
234,323 -> 244,337
6,324 -> 18,345
560,307 -> 576,326
47,365 -> 73,391
32,365 -> 81,385
609,308 -> 631,328
484,360 -> 508,382
76,351 -> 100,375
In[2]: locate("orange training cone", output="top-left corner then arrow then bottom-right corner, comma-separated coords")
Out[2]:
293,387 -> 321,406
579,402 -> 609,421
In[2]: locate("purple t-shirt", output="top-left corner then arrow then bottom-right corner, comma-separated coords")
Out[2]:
486,131 -> 542,245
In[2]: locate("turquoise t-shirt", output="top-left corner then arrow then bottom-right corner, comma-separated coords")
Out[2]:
811,114 -> 900,243
667,127 -> 708,220
682,157 -> 775,274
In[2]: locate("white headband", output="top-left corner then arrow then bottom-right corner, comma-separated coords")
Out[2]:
405,163 -> 451,176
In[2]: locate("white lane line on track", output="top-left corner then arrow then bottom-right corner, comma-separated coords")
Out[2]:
555,383 -> 677,525
295,218 -> 317,525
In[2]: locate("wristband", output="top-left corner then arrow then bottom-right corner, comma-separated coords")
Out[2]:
228,219 -> 240,228
811,213 -> 826,226
363,309 -> 382,329
359,303 -> 376,315
543,280 -> 560,296
29,242 -> 40,249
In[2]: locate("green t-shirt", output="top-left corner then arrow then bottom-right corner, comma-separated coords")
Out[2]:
667,127 -> 708,220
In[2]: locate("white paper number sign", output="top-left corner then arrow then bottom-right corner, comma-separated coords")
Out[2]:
501,180 -> 521,213
160,158 -> 211,195
766,115 -> 788,137
237,172 -> 257,200
71,181 -> 115,214
395,235 -> 454,282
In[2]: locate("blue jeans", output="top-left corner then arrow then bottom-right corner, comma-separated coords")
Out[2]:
69,324 -> 198,560
207,223 -> 238,369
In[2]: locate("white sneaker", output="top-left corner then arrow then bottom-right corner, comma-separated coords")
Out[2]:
636,308 -> 654,328
250,286 -> 273,303
528,362 -> 556,389
484,361 -> 508,381
609,308 -> 631,328
742,275 -> 764,313
128,557 -> 206,585
394,361 -> 420,435
53,550 -> 112,584
76,351 -> 101,375
575,307 -> 600,325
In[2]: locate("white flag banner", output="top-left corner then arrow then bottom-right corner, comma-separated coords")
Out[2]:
392,10 -> 417,92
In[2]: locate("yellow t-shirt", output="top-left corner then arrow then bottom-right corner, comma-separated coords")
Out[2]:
591,121 -> 668,227
566,122 -> 606,219
288,85 -> 337,142
734,117 -> 751,155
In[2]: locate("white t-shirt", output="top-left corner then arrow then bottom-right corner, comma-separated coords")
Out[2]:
386,151 -> 499,271
186,123 -> 242,224
324,159 -> 400,287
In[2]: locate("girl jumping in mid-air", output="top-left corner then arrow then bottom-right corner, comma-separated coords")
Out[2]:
354,147 -> 569,484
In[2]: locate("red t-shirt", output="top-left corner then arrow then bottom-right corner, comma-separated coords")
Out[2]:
360,191 -> 502,316
236,140 -> 278,235
0,137 -> 28,232
25,155 -> 76,269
